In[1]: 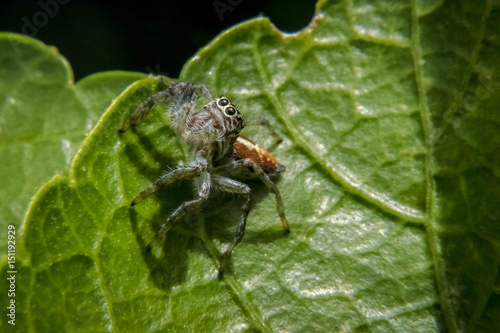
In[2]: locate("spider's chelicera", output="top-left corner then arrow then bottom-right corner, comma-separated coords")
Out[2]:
120,81 -> 289,276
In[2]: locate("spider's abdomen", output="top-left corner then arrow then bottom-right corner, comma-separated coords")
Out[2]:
233,135 -> 285,175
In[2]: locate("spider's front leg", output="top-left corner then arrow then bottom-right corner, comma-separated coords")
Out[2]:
128,157 -> 210,250
119,81 -> 213,133
147,166 -> 211,250
131,164 -> 203,206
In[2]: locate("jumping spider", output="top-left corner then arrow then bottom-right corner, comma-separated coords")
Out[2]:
120,81 -> 289,276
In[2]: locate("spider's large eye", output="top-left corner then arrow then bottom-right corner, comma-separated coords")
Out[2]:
225,107 -> 236,116
218,98 -> 229,107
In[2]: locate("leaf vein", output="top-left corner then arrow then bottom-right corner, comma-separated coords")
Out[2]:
251,26 -> 424,223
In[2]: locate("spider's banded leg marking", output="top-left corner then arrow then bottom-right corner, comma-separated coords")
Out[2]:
131,160 -> 206,206
215,159 -> 290,232
147,169 -> 211,250
212,175 -> 252,276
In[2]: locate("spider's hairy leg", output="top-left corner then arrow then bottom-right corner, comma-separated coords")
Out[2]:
167,83 -> 215,136
215,159 -> 290,232
131,160 -> 205,206
193,83 -> 213,101
147,168 -> 211,250
119,91 -> 169,133
244,119 -> 283,151
119,81 -> 195,133
212,175 -> 252,277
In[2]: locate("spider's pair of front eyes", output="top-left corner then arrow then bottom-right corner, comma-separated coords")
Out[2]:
218,97 -> 242,121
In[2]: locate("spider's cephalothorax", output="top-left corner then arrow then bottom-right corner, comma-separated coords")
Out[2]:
179,95 -> 244,163
120,81 -> 289,277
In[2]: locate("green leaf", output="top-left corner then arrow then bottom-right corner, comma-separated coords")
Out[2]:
2,0 -> 500,332
0,33 -> 146,257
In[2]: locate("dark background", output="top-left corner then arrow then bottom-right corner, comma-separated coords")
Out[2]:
0,0 -> 316,80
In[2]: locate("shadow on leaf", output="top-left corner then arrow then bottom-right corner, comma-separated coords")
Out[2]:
129,208 -> 192,291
